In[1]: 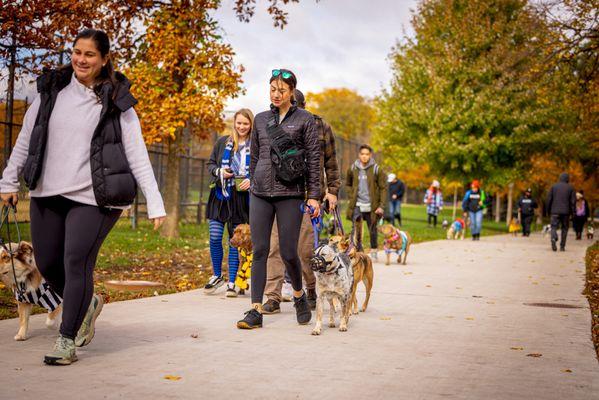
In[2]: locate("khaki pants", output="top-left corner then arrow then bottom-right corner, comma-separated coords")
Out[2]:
265,213 -> 316,302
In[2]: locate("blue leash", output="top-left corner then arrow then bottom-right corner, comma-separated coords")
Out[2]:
301,203 -> 322,249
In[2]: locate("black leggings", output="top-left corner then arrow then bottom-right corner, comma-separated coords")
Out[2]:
30,196 -> 121,339
249,194 -> 303,304
428,214 -> 438,227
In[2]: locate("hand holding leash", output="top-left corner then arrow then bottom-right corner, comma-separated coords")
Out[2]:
306,199 -> 320,218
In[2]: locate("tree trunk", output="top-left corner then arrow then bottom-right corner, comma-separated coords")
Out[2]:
403,187 -> 408,204
536,199 -> 544,225
161,133 -> 183,238
506,183 -> 514,226
452,186 -> 458,220
3,34 -> 16,167
495,193 -> 502,222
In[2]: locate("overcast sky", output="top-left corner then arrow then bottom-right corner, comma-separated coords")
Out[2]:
214,0 -> 418,113
4,0 -> 418,112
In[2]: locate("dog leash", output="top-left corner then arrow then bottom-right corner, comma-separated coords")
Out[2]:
332,206 -> 345,236
301,203 -> 322,249
0,204 -> 24,297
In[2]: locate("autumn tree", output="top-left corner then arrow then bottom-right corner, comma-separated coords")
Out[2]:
126,1 -> 243,238
374,0 -> 565,189
306,88 -> 375,141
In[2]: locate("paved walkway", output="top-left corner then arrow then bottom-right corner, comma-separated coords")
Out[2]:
0,232 -> 597,399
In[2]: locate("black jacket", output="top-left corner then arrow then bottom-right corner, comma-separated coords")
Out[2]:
23,65 -> 138,207
517,196 -> 538,216
547,173 -> 576,215
388,180 -> 405,201
207,135 -> 232,188
250,105 -> 320,199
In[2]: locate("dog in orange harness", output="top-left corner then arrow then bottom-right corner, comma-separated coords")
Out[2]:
378,224 -> 412,265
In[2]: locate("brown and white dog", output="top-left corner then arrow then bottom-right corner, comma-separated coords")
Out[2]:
0,241 -> 62,341
329,235 -> 374,315
378,223 -> 413,265
230,224 -> 252,294
309,243 -> 353,335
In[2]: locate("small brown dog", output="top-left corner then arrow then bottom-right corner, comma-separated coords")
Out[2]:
0,241 -> 62,341
378,223 -> 413,265
230,224 -> 252,293
329,235 -> 374,314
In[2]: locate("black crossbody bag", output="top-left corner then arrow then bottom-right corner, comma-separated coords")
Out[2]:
266,116 -> 307,184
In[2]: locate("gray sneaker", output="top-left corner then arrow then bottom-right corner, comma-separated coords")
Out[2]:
44,335 -> 77,365
74,294 -> 104,347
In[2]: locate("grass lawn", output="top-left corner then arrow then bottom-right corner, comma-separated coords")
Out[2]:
0,203 -> 525,320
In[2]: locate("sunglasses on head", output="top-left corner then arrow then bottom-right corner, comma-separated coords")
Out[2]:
272,69 -> 293,79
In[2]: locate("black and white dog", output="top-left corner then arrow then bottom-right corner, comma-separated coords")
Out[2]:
309,244 -> 353,335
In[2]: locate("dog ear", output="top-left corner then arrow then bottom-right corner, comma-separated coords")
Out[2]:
18,241 -> 34,256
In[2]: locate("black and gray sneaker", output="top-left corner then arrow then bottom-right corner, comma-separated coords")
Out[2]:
307,288 -> 317,311
204,275 -> 224,294
262,299 -> 281,314
294,292 -> 312,325
237,309 -> 263,329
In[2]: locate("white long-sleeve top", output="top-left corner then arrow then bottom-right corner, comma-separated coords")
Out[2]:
0,75 -> 165,219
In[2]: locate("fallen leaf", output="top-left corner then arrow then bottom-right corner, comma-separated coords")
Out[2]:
380,316 -> 392,320
472,295 -> 483,298
486,301 -> 495,304
403,272 -> 413,275
465,317 -> 475,320
511,347 -> 524,351
532,282 -> 539,285
425,285 -> 432,288
164,375 -> 182,381
562,314 -> 568,317
553,284 -> 560,286
446,316 -> 454,319
527,353 -> 542,357
562,369 -> 572,373
190,333 -> 199,339
456,287 -> 463,290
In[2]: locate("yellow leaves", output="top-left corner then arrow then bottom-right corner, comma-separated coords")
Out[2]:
380,316 -> 392,320
164,375 -> 182,381
527,353 -> 542,358
510,346 -> 524,351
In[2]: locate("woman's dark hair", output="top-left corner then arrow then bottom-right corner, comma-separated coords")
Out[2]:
359,144 -> 373,153
73,29 -> 117,95
269,69 -> 297,91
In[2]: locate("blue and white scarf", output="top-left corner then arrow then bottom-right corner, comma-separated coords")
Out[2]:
217,139 -> 251,200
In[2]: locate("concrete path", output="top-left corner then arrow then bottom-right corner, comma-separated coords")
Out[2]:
1,232 -> 597,400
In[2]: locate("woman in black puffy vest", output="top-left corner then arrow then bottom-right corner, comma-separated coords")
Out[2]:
0,29 -> 165,365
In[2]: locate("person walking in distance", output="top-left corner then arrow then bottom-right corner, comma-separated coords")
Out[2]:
346,145 -> 387,260
572,191 -> 590,240
547,173 -> 576,251
262,89 -> 340,314
517,188 -> 537,237
424,180 -> 443,228
462,180 -> 488,241
387,173 -> 405,227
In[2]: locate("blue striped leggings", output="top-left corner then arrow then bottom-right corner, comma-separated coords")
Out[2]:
208,220 -> 239,283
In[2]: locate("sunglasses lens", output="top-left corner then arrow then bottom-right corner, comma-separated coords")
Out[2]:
281,72 -> 292,79
272,69 -> 281,77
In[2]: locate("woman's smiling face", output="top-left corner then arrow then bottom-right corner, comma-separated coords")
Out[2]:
71,38 -> 107,86
235,114 -> 251,138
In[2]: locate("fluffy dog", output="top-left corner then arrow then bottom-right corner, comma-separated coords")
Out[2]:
229,224 -> 252,294
310,243 -> 353,335
329,235 -> 374,315
587,224 -> 595,240
446,218 -> 466,240
378,223 -> 413,265
0,241 -> 62,341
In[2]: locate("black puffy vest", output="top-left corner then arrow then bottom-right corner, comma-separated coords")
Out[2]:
23,66 -> 138,207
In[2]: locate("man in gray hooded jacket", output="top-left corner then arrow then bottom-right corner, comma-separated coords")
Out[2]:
547,173 -> 576,251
